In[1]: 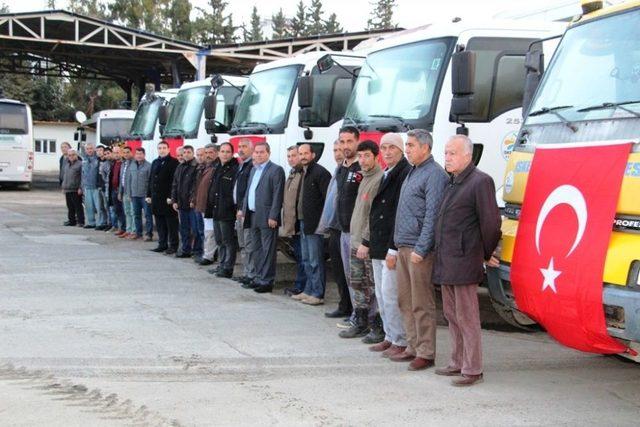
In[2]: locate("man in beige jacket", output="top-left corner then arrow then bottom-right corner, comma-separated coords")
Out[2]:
281,145 -> 307,296
339,140 -> 383,339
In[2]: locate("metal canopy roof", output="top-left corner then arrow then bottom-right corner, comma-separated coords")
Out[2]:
0,9 -> 400,92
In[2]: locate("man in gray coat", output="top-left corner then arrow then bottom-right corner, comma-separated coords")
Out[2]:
238,142 -> 285,293
392,129 -> 448,371
127,147 -> 153,240
61,149 -> 84,227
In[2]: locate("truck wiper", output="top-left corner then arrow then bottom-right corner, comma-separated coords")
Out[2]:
367,114 -> 412,131
576,100 -> 640,117
235,122 -> 272,133
528,105 -> 577,132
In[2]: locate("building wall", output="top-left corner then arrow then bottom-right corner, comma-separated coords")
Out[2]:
32,122 -> 78,173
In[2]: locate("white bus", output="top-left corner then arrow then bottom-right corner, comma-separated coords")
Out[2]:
74,109 -> 135,152
0,98 -> 34,190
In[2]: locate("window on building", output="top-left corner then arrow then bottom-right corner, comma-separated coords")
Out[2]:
35,139 -> 56,154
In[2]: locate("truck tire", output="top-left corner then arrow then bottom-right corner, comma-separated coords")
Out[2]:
490,298 -> 539,331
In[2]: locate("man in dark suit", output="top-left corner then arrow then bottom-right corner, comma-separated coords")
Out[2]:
147,141 -> 180,254
238,142 -> 285,293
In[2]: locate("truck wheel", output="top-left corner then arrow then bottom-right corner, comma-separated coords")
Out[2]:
490,298 -> 538,331
20,183 -> 32,191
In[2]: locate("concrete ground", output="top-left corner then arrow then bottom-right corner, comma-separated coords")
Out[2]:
1,184 -> 639,426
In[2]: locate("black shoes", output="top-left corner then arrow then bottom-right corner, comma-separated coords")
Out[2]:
254,284 -> 273,293
215,269 -> 233,278
151,246 -> 168,253
339,309 -> 370,339
95,225 -> 108,231
207,266 -> 221,275
284,287 -> 302,296
63,221 -> 76,226
198,258 -> 214,266
164,248 -> 177,255
83,225 -> 95,229
325,309 -> 351,319
241,280 -> 258,289
175,252 -> 192,258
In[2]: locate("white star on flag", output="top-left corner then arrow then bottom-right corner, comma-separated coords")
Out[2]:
540,258 -> 561,293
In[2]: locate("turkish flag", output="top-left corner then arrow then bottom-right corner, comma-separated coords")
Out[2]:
511,141 -> 632,354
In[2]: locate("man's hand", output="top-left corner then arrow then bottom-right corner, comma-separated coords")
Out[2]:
118,194 -> 122,202
410,252 -> 423,264
172,203 -> 178,211
166,198 -> 172,205
268,219 -> 278,229
385,254 -> 397,270
189,202 -> 195,209
145,197 -> 151,204
77,188 -> 82,196
356,244 -> 369,260
485,253 -> 500,268
236,210 -> 244,220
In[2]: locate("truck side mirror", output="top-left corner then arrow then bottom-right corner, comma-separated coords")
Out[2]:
450,50 -> 476,118
299,107 -> 313,128
210,74 -> 224,90
204,94 -> 217,120
158,105 -> 168,126
297,75 -> 313,109
317,54 -> 334,73
522,49 -> 544,118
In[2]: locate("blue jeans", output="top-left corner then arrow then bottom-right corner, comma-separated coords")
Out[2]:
299,220 -> 325,298
83,187 -> 105,226
131,196 -> 153,237
193,211 -> 204,257
292,234 -> 307,292
178,208 -> 201,254
110,189 -> 125,230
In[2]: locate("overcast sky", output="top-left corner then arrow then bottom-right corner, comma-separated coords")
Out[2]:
11,0 -> 591,33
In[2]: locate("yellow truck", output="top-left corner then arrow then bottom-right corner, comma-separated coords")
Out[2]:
487,0 -> 640,360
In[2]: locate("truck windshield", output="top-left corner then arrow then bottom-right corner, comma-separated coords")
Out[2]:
232,65 -> 301,132
100,118 -> 133,141
344,38 -> 454,129
526,8 -> 640,126
0,103 -> 28,135
164,86 -> 208,138
129,98 -> 162,140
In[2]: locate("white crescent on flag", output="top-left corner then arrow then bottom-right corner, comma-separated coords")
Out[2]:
535,184 -> 588,256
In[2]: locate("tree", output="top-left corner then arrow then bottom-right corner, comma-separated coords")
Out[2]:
192,0 -> 237,46
168,0 -> 193,42
243,6 -> 263,42
307,0 -> 325,36
271,8 -> 289,40
45,0 -> 56,9
67,0 -> 109,19
324,13 -> 343,34
367,0 -> 396,30
0,2 -> 9,13
290,0 -> 307,37
109,0 -> 172,37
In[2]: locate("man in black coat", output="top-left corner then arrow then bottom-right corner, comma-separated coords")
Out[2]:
171,145 -> 200,258
207,142 -> 239,278
361,133 -> 412,357
147,141 -> 180,254
292,143 -> 331,305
